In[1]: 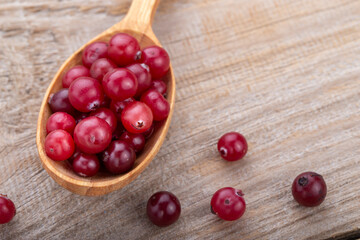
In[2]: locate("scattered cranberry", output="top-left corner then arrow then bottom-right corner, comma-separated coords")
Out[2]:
82,42 -> 108,68
120,131 -> 145,153
142,46 -> 170,79
89,107 -> 117,132
101,140 -> 136,174
108,33 -> 140,66
141,89 -> 170,121
102,68 -> 138,101
147,191 -> 181,227
62,65 -> 90,88
121,101 -> 153,133
110,98 -> 135,121
150,79 -> 167,95
45,129 -> 75,161
73,116 -> 112,154
292,172 -> 327,207
0,195 -> 16,224
90,58 -> 116,81
217,132 -> 247,161
72,153 -> 100,177
46,112 -> 76,134
68,77 -> 104,112
142,123 -> 155,139
48,89 -> 75,114
126,63 -> 152,97
211,187 -> 246,221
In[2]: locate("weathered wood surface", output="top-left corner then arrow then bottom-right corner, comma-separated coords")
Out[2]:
1,0 -> 360,239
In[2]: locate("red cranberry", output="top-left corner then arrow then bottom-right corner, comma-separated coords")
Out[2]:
45,129 -> 75,161
89,107 -> 117,132
73,116 -> 112,154
112,124 -> 125,140
147,191 -> 181,227
150,79 -> 167,95
211,187 -> 246,221
46,112 -> 76,134
0,195 -> 16,224
142,123 -> 155,139
292,172 -> 327,207
142,46 -> 170,79
68,77 -> 104,112
108,33 -> 140,66
72,153 -> 100,177
217,132 -> 247,161
121,101 -> 153,133
101,140 -> 136,174
126,63 -> 152,97
90,58 -> 116,82
102,68 -> 138,101
62,65 -> 90,88
141,89 -> 170,121
110,98 -> 135,121
120,131 -> 145,153
82,42 -> 108,68
48,89 -> 75,115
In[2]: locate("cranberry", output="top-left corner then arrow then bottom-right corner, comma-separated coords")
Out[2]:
141,89 -> 170,121
0,195 -> 16,224
73,111 -> 88,124
112,124 -> 125,140
73,116 -> 112,154
150,79 -> 167,95
102,68 -> 138,101
142,123 -> 155,139
147,191 -> 181,227
90,58 -> 116,81
48,89 -> 75,115
82,42 -> 108,68
110,98 -> 135,121
68,77 -> 104,112
62,65 -> 90,88
101,140 -> 136,174
46,112 -> 76,135
45,129 -> 75,161
120,131 -> 145,153
126,63 -> 152,97
142,46 -> 170,79
72,153 -> 100,177
108,33 -> 140,66
292,172 -> 327,207
217,132 -> 248,161
89,107 -> 117,132
121,101 -> 153,133
211,187 -> 246,221
100,95 -> 111,108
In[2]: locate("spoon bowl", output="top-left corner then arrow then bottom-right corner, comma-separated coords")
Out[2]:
36,0 -> 175,196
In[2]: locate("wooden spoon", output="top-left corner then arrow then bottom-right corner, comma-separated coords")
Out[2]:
36,0 -> 175,196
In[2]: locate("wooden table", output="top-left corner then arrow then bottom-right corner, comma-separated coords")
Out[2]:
1,0 -> 359,239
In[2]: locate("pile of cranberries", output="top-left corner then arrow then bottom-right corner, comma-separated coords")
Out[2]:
44,33 -> 170,177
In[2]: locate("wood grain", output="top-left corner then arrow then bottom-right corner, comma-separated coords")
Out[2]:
1,0 -> 360,239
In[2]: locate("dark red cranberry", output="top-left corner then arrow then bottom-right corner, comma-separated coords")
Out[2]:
46,112 -> 76,134
142,123 -> 155,139
48,89 -> 75,115
90,58 -> 116,82
62,65 -> 90,88
126,63 -> 152,97
217,132 -> 247,161
68,146 -> 82,164
292,172 -> 327,207
147,191 -> 181,227
73,116 -> 112,154
82,42 -> 108,68
120,131 -> 145,153
121,101 -> 153,133
72,153 -> 100,177
102,68 -> 138,101
142,46 -> 170,79
112,124 -> 125,140
45,129 -> 75,161
110,98 -> 135,121
101,140 -> 136,174
211,187 -> 246,221
73,111 -> 88,124
141,89 -> 170,121
150,79 -> 167,95
100,95 -> 111,108
108,33 -> 140,66
68,77 -> 104,112
89,107 -> 117,132
0,195 -> 16,224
